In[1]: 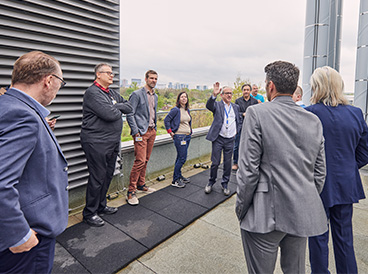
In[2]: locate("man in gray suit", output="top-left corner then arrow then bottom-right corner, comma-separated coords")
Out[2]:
236,61 -> 327,273
126,70 -> 158,205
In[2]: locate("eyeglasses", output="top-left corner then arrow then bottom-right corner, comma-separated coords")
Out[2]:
51,74 -> 66,88
99,71 -> 114,77
223,92 -> 233,95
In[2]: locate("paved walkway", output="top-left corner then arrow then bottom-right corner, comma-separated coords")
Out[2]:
119,172 -> 368,274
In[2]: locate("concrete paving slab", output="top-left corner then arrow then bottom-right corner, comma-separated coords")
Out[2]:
200,195 -> 241,237
124,218 -> 247,274
120,193 -> 368,274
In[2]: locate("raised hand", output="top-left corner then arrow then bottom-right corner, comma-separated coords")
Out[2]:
213,82 -> 221,97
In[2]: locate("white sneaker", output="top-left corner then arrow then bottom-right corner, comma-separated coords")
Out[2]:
126,192 -> 139,205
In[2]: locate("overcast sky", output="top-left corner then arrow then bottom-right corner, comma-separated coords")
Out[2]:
120,0 -> 360,91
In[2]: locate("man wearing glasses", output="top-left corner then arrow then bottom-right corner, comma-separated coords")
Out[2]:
204,83 -> 242,196
80,63 -> 132,227
0,51 -> 69,273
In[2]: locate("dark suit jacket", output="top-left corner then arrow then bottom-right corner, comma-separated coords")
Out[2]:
0,88 -> 69,251
206,96 -> 241,142
306,103 -> 368,208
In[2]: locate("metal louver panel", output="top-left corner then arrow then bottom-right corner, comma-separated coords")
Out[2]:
0,0 -> 120,189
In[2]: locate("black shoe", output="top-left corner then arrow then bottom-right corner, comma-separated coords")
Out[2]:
99,206 -> 118,215
83,214 -> 105,227
181,176 -> 190,183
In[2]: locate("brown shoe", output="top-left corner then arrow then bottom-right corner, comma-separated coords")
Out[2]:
232,164 -> 238,171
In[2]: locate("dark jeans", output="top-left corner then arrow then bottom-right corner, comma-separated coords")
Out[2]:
81,141 -> 120,218
0,235 -> 56,274
173,134 -> 191,181
209,135 -> 235,188
233,130 -> 241,164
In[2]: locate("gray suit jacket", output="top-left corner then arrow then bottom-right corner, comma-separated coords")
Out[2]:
236,96 -> 328,237
126,87 -> 158,136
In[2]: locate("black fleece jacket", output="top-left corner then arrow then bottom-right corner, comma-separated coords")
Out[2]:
80,84 -> 132,143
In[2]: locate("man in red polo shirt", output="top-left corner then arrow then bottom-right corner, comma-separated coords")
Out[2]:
80,63 -> 132,226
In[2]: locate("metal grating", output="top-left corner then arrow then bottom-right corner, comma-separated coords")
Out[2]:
0,0 -> 120,189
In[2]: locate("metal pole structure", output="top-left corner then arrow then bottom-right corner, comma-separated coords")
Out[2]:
328,0 -> 343,71
302,0 -> 343,105
354,0 -> 368,120
303,0 -> 330,105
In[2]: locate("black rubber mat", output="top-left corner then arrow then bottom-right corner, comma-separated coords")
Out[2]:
52,168 -> 236,274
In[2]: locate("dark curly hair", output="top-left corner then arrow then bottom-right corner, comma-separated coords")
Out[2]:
264,61 -> 299,95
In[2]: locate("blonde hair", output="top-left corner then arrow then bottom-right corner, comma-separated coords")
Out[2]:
310,66 -> 348,106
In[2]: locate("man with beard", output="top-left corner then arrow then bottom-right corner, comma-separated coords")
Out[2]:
232,84 -> 258,171
126,70 -> 158,205
236,61 -> 327,273
251,84 -> 264,103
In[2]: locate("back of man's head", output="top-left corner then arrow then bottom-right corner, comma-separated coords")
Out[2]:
11,51 -> 60,86
264,61 -> 299,95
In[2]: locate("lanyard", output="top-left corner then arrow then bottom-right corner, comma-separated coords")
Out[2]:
224,104 -> 232,127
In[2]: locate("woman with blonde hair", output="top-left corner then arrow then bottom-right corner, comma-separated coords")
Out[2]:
306,66 -> 368,273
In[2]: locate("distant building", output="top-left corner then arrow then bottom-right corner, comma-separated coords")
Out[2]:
121,79 -> 129,88
156,83 -> 167,89
131,78 -> 141,86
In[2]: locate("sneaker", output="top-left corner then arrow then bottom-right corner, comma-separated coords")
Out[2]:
171,179 -> 186,188
83,214 -> 105,227
137,185 -> 156,193
204,183 -> 212,194
222,187 -> 230,196
232,164 -> 238,171
126,191 -> 139,206
181,176 -> 190,183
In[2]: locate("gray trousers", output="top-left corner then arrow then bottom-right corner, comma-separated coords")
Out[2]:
241,229 -> 307,274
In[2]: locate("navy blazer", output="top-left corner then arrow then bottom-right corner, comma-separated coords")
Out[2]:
126,87 -> 158,136
0,88 -> 69,251
164,106 -> 192,134
206,96 -> 242,142
306,103 -> 368,207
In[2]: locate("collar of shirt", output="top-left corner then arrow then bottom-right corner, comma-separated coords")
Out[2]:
94,80 -> 110,93
145,86 -> 155,95
11,87 -> 50,117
